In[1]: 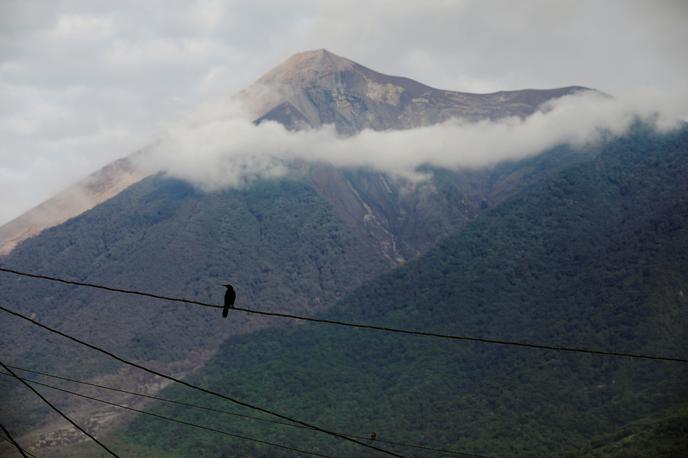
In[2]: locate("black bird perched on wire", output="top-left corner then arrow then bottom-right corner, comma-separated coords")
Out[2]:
223,284 -> 236,318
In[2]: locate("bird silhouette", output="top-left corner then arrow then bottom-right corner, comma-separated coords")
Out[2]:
223,284 -> 236,318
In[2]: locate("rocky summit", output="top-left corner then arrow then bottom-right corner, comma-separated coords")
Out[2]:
243,49 -> 590,133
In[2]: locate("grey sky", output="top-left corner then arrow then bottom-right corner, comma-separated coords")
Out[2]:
1,0 -> 687,224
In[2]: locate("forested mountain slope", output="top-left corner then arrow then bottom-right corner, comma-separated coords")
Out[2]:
2,177 -> 392,351
0,177 -> 392,438
115,125 -> 688,457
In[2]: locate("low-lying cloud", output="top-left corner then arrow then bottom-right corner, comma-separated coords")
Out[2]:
136,91 -> 683,190
3,1 -> 687,225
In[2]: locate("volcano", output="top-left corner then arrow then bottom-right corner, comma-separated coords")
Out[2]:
0,50 -> 623,456
0,49 -> 588,258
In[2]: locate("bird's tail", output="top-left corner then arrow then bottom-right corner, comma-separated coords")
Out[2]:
222,306 -> 229,318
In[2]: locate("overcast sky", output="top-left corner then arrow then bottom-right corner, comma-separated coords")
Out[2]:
1,0 -> 687,224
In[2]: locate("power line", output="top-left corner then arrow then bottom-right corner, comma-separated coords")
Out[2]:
0,360 -> 118,457
0,437 -> 37,458
0,266 -> 222,310
10,366 -> 298,427
7,365 -> 491,458
0,424 -> 29,458
0,373 -> 332,458
1,266 -> 686,363
0,305 -> 404,458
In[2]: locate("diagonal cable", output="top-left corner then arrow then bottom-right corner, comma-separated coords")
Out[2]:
6,365 -> 490,458
0,424 -> 30,458
0,360 -> 118,457
0,304 -> 404,457
0,373 -> 332,458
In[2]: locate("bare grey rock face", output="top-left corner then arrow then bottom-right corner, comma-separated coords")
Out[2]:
243,49 -> 590,134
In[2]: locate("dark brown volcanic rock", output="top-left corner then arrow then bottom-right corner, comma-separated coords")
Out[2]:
243,49 -> 590,134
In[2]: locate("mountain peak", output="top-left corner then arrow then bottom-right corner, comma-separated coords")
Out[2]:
285,48 -> 349,67
242,50 -> 592,134
254,48 -> 356,88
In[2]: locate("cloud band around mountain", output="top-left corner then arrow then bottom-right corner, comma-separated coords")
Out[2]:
137,91 -> 681,190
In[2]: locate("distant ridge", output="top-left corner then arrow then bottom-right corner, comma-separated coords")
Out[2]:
0,157 -> 146,255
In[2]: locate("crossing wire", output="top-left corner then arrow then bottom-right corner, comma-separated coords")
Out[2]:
0,424 -> 29,458
0,437 -> 37,458
1,266 -> 686,363
0,373 -> 333,458
7,365 -> 490,458
0,304 -> 405,458
0,360 -> 118,457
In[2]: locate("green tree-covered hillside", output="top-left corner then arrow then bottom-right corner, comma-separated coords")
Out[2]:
117,126 -> 688,457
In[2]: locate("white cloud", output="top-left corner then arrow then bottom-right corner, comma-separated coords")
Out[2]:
50,13 -> 114,39
137,91 -> 682,191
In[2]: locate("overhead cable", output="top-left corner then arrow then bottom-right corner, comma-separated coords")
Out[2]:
0,304 -> 404,458
0,372 -> 332,458
0,360 -> 118,457
1,266 -> 686,363
8,365 -> 490,458
0,424 -> 30,458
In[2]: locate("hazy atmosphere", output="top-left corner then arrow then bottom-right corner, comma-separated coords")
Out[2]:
1,0 -> 687,224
